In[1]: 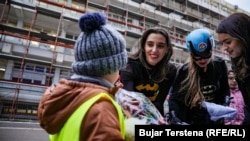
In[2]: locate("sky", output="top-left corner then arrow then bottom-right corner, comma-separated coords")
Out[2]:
224,0 -> 250,12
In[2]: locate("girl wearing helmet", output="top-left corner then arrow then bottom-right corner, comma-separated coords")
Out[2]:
169,28 -> 230,124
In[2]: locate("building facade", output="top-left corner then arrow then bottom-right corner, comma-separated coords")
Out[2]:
0,0 -> 249,120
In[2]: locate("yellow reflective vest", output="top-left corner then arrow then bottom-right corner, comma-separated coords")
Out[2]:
49,93 -> 125,141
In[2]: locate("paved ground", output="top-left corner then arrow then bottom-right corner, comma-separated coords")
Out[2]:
0,121 -> 49,141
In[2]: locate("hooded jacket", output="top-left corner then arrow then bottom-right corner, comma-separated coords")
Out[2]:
225,88 -> 245,125
38,75 -> 124,141
234,69 -> 250,124
231,62 -> 250,124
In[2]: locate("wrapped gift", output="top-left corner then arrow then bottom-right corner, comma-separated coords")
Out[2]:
115,88 -> 168,125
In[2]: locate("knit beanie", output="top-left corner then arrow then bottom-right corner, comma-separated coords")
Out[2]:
72,12 -> 128,76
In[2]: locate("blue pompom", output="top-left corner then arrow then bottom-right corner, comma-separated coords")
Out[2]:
79,12 -> 106,33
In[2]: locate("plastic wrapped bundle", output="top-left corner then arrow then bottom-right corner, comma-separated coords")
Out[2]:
201,101 -> 237,121
115,88 -> 168,125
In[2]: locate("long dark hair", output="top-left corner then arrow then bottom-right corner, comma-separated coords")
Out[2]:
216,12 -> 250,80
129,27 -> 173,82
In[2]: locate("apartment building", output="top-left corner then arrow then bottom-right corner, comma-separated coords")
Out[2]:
0,0 -> 249,120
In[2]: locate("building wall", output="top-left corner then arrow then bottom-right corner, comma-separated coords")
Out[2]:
0,0 -> 247,120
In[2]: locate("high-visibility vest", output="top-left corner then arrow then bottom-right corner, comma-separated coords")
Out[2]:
49,93 -> 125,141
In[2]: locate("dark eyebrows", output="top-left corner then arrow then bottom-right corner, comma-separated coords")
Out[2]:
219,38 -> 234,45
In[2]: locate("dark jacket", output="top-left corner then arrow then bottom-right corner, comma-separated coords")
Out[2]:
120,58 -> 177,115
169,58 -> 230,124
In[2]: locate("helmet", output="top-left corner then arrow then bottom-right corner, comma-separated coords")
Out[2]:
186,29 -> 214,58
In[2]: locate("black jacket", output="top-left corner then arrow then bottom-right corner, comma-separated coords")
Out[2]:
169,58 -> 230,124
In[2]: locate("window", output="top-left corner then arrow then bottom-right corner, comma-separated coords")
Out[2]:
113,14 -> 119,20
46,76 -> 52,86
12,77 -> 18,82
25,65 -> 34,71
22,78 -> 32,83
12,62 -> 54,85
60,69 -> 69,75
60,69 -> 73,79
16,104 -> 27,114
66,34 -> 74,39
127,18 -> 132,23
1,101 -> 39,119
33,80 -> 42,85
46,67 -> 55,74
14,62 -> 21,69
35,66 -> 44,72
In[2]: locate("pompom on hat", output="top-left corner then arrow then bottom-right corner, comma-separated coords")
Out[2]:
72,12 -> 128,76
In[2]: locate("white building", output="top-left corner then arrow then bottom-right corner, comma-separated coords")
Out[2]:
0,0 -> 248,120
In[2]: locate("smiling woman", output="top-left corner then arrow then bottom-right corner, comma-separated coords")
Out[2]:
216,12 -> 250,125
217,36 -> 241,58
120,27 -> 177,116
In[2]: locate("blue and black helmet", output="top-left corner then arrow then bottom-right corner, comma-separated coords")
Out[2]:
186,29 -> 214,58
